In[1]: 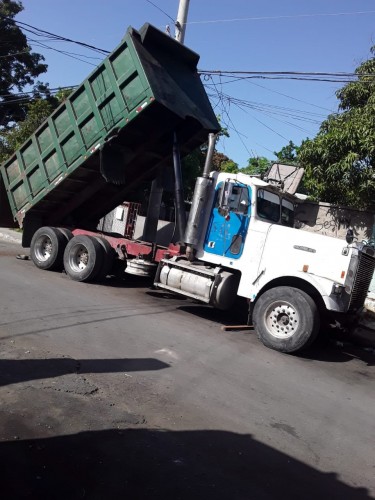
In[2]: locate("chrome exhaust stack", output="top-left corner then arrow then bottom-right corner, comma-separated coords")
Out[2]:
184,133 -> 216,260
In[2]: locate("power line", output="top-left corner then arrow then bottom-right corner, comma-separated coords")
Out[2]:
204,85 -> 327,119
207,75 -> 257,158
0,15 -> 109,55
0,86 -> 77,105
246,80 -> 334,113
200,70 -> 375,78
246,112 -> 290,141
208,88 -> 318,135
186,10 -> 375,25
199,70 -> 375,84
204,89 -> 326,125
30,40 -> 98,67
206,75 -> 335,112
27,39 -> 102,60
144,0 -> 175,24
0,86 -> 77,97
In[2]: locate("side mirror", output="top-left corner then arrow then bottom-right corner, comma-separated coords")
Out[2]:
346,228 -> 354,244
218,180 -> 232,217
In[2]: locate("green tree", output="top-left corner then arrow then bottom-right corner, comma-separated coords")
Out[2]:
181,148 -> 205,199
242,156 -> 270,177
299,47 -> 375,208
274,140 -> 300,164
0,99 -> 53,162
0,89 -> 72,163
220,159 -> 239,173
181,117 -> 235,198
0,0 -> 48,127
210,151 -> 238,173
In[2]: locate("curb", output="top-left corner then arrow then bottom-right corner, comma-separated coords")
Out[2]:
0,230 -> 22,244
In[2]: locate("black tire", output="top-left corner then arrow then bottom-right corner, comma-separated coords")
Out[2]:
94,236 -> 115,281
57,227 -> 74,243
30,226 -> 66,271
63,235 -> 104,282
253,286 -> 320,353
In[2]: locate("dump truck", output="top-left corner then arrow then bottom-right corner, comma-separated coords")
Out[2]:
1,24 -> 374,353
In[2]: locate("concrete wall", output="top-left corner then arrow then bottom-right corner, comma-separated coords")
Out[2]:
295,201 -> 374,241
295,200 -> 375,294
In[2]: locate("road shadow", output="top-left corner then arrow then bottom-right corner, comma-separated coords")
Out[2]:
146,290 -> 188,301
0,428 -> 371,499
174,304 -> 243,328
300,339 -> 375,366
0,357 -> 170,387
176,303 -> 374,365
174,297 -> 249,326
93,273 -> 154,289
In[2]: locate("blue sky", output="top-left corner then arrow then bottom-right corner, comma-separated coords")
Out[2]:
18,0 -> 375,167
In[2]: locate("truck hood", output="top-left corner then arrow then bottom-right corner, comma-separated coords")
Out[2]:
260,225 -> 352,285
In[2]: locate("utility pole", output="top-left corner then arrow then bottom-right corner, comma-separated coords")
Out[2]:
175,0 -> 190,44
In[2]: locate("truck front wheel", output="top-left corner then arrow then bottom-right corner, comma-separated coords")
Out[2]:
253,286 -> 320,353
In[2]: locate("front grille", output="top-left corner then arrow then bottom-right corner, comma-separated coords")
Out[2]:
348,251 -> 375,311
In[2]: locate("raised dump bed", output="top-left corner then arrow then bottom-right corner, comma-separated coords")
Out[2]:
0,23 -> 219,243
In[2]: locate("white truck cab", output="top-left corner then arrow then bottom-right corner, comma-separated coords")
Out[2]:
155,170 -> 375,353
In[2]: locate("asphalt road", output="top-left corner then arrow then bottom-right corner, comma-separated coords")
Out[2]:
0,238 -> 374,499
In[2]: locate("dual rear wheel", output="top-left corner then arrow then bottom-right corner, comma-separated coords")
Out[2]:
30,227 -> 114,282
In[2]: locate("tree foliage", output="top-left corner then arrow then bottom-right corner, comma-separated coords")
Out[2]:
0,0 -> 47,127
242,156 -> 270,177
299,48 -> 375,208
0,88 -> 72,163
181,148 -> 205,199
181,118 -> 235,198
274,141 -> 300,164
220,159 -> 239,173
0,99 -> 53,162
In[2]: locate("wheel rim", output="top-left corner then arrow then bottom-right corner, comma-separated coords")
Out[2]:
68,244 -> 90,272
34,235 -> 53,262
264,300 -> 300,339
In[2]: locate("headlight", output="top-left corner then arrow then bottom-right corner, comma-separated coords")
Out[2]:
332,283 -> 344,295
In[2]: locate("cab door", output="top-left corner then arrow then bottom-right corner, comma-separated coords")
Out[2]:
204,182 -> 251,259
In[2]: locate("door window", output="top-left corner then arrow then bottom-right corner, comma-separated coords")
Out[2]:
257,189 -> 280,222
281,199 -> 295,227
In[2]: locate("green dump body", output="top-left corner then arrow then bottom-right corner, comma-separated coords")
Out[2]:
0,23 -> 220,237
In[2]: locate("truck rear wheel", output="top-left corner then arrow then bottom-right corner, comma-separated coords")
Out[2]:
94,236 -> 115,281
63,235 -> 104,282
253,286 -> 320,353
57,227 -> 73,243
30,226 -> 66,271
